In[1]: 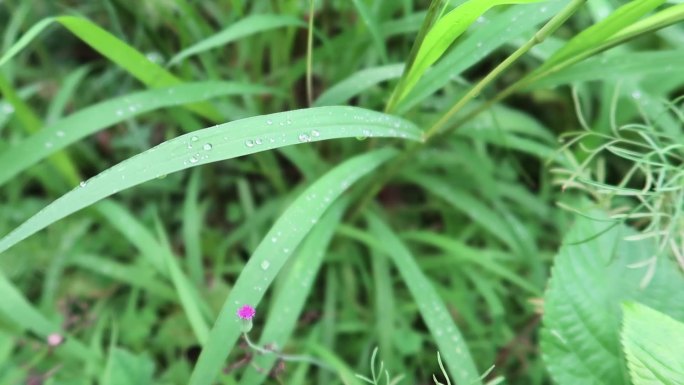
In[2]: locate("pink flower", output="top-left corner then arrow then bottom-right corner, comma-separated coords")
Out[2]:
47,333 -> 63,347
237,305 -> 256,320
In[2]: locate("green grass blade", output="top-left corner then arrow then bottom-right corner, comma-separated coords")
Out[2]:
156,219 -> 211,345
404,173 -> 522,254
401,231 -> 540,295
393,0 -> 542,105
168,14 -> 306,66
183,170 -> 205,286
314,63 -> 404,106
0,106 -> 421,255
238,198 -> 348,385
71,254 -> 176,300
350,0 -> 389,63
395,2 -> 565,113
0,16 -> 222,121
339,213 -> 482,385
532,0 -> 666,76
0,81 -> 273,186
528,49 -> 684,88
0,270 -> 96,364
189,148 -> 397,385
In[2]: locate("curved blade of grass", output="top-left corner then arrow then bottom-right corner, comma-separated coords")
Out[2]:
530,0 -> 666,78
0,74 -> 80,185
395,2 -> 566,113
401,231 -> 540,295
168,14 -> 306,66
189,148 -> 397,385
71,254 -> 176,301
393,0 -> 542,106
238,198 -> 348,385
351,0 -> 388,63
0,271 -> 96,364
0,81 -> 273,186
0,106 -> 421,254
155,218 -> 211,345
314,63 -> 404,107
338,213 -> 483,385
0,16 -> 221,121
528,49 -> 684,88
403,173 -> 522,255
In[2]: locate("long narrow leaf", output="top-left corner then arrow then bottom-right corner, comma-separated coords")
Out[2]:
0,106 -> 422,255
168,14 -> 305,66
189,148 -> 397,385
0,81 -> 272,186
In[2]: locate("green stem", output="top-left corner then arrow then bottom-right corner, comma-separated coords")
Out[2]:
306,0 -> 315,106
349,0 -> 587,219
425,0 -> 587,140
242,333 -> 333,371
385,0 -> 446,113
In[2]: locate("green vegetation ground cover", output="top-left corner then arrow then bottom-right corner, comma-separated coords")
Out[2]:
0,1 -> 683,384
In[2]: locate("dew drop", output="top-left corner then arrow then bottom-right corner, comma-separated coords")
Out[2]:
283,248 -> 290,253
311,129 -> 320,137
271,236 -> 278,243
298,133 -> 311,143
631,90 -> 642,99
191,135 -> 199,142
56,130 -> 65,137
245,139 -> 255,147
79,181 -> 87,187
266,119 -> 273,125
255,138 -> 263,145
45,142 -> 53,148
203,143 -> 213,151
116,109 -> 124,116
189,155 -> 199,164
261,260 -> 270,270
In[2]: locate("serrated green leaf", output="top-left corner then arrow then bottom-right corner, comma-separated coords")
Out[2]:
541,215 -> 684,385
621,302 -> 684,385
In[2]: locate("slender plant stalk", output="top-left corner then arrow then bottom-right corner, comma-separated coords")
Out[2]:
242,333 -> 333,370
385,0 -> 446,113
349,0 -> 587,220
306,0 -> 315,106
425,0 -> 587,140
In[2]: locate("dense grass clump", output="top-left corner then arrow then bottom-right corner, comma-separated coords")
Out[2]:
0,1 -> 683,385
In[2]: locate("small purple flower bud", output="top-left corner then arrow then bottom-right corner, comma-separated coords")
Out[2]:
237,305 -> 255,320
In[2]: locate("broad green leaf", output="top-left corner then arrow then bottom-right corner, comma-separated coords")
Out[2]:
0,106 -> 422,255
314,63 -> 404,106
338,214 -> 483,385
394,0 -> 541,105
189,148 -> 397,385
0,16 -> 221,121
238,198 -> 348,385
0,81 -> 273,186
541,215 -> 684,385
168,14 -> 306,66
621,302 -> 684,385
